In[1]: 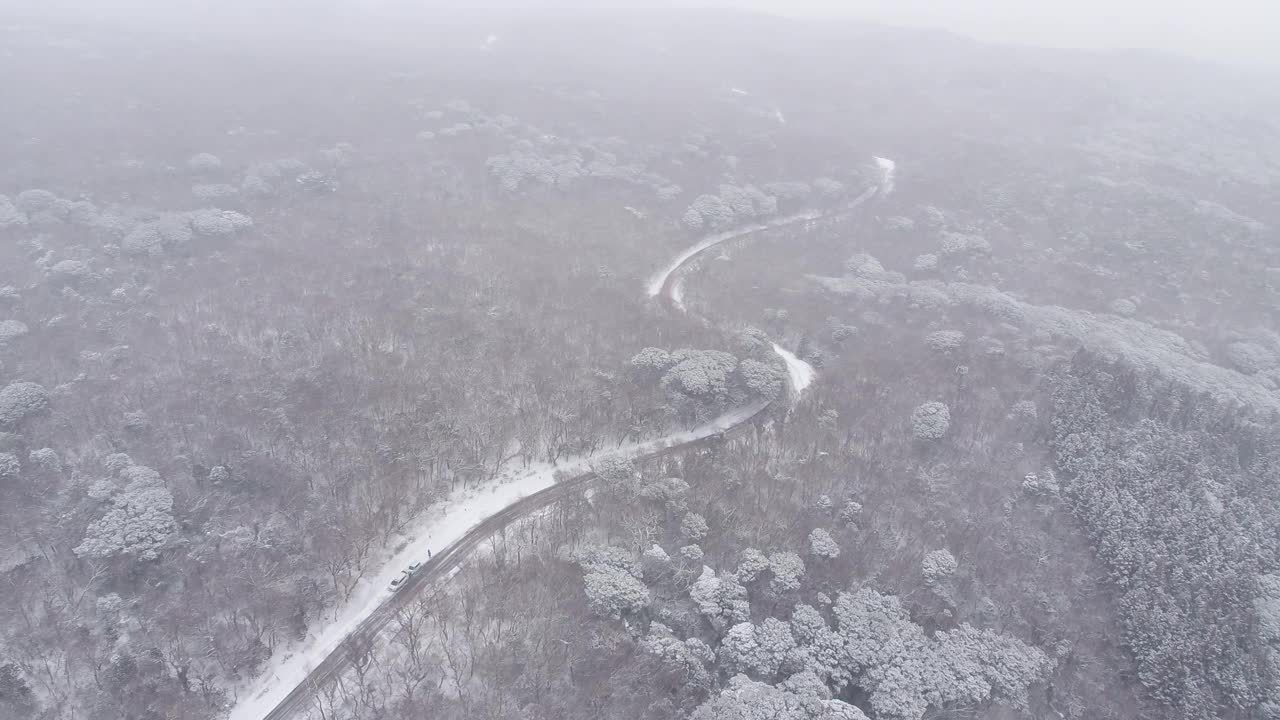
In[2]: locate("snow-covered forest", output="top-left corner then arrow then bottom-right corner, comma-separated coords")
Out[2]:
1,5 -> 1279,720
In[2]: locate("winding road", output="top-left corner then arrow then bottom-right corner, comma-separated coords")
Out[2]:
259,401 -> 767,720
249,158 -> 894,719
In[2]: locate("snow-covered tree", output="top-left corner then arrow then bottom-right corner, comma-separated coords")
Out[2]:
28,448 -> 61,474
681,512 -> 709,541
924,330 -> 965,353
844,253 -> 885,278
681,206 -> 706,230
50,259 -> 92,279
639,476 -> 690,511
690,674 -> 869,720
922,549 -> 958,585
662,349 -> 739,400
680,544 -> 705,563
0,453 -> 19,480
190,208 -> 252,235
1227,341 -> 1275,375
630,347 -> 673,375
839,499 -> 863,526
0,382 -> 48,427
187,152 -> 222,172
581,564 -> 650,619
595,455 -> 639,493
74,464 -> 176,562
736,548 -> 771,583
16,189 -> 62,216
640,623 -> 716,690
789,604 -> 849,685
768,551 -> 806,593
1109,297 -> 1138,316
914,253 -> 939,271
690,566 -> 751,631
940,231 -> 991,255
687,194 -> 735,230
191,183 -> 238,200
0,320 -> 29,345
808,529 -> 841,559
721,618 -> 798,678
241,174 -> 273,196
641,544 -> 672,579
0,195 -> 27,229
911,401 -> 951,440
927,624 -> 1054,711
573,543 -> 636,574
738,358 -> 786,400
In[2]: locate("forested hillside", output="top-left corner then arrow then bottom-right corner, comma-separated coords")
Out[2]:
1,7 -> 1279,720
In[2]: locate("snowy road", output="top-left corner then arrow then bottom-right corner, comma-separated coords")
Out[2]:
647,160 -> 894,395
243,402 -> 768,720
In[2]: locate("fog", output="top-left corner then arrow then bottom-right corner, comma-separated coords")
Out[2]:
718,0 -> 1280,69
4,0 -> 1279,69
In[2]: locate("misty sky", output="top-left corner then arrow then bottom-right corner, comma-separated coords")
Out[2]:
3,0 -> 1278,70
736,0 -> 1280,69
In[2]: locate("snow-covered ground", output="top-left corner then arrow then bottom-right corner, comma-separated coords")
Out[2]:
771,342 -> 815,394
225,402 -> 767,720
874,156 -> 896,196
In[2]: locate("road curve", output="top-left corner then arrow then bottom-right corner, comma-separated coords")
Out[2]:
259,400 -> 770,720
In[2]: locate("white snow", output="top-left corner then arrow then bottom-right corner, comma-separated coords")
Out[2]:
772,342 -> 815,394
225,402 -> 768,720
774,108 -> 787,124
483,34 -> 499,48
671,277 -> 686,312
729,87 -> 750,96
874,156 -> 896,196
